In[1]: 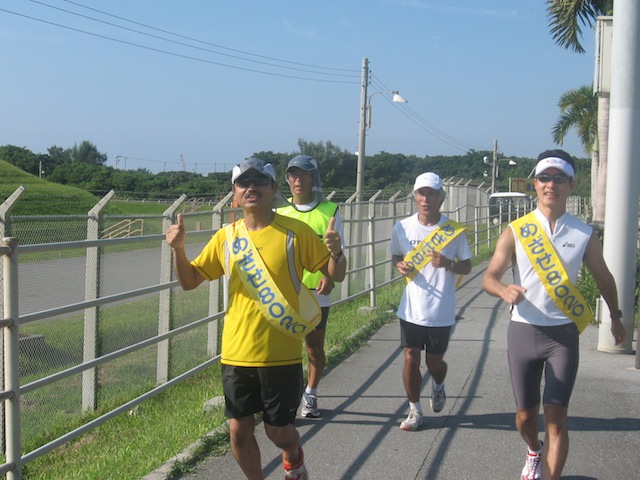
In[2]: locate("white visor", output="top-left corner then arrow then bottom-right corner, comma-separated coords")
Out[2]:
535,157 -> 575,178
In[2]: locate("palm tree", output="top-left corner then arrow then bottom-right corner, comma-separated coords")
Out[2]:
547,0 -> 614,223
553,86 -> 598,150
547,0 -> 613,53
552,85 -> 601,216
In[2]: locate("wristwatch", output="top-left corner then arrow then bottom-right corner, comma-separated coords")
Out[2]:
332,251 -> 346,263
610,309 -> 623,321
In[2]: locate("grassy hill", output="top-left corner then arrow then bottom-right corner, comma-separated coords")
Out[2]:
0,160 -> 117,215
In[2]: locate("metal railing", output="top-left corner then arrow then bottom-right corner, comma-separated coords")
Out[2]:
0,183 -> 589,478
101,218 -> 144,238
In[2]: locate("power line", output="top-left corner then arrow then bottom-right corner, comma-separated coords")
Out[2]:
61,0 -> 358,73
27,0 -> 358,79
370,74 -> 489,151
1,7 -> 358,84
371,75 -> 487,151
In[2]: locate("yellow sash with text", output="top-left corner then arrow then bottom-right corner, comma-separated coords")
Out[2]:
225,222 -> 322,339
511,212 -> 592,333
404,220 -> 466,283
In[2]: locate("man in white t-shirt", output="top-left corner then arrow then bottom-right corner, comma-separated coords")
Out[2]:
390,172 -> 472,431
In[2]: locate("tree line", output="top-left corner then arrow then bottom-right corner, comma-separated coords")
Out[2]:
0,139 -> 591,201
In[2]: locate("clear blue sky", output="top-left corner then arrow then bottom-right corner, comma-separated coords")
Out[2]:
1,1 -> 597,175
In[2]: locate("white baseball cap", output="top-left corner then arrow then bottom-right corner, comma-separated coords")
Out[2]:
413,172 -> 443,192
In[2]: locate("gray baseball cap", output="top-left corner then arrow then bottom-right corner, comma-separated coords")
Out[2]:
231,157 -> 276,183
231,157 -> 289,208
287,155 -> 318,172
285,154 -> 326,204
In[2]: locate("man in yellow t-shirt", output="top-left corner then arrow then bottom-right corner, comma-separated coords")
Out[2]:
166,157 -> 346,479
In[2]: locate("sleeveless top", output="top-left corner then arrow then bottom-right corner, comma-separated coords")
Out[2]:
510,209 -> 592,327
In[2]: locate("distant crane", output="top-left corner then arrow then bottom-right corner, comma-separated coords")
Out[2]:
180,154 -> 186,171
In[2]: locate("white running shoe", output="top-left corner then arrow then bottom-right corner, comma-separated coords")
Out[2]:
520,441 -> 543,480
430,385 -> 446,413
301,392 -> 320,418
399,410 -> 423,431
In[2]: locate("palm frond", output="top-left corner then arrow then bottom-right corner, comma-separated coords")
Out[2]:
552,85 -> 597,154
546,0 -> 610,53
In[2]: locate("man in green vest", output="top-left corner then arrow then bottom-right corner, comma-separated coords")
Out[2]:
277,155 -> 346,419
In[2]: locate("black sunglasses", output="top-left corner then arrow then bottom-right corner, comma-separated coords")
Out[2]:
234,176 -> 272,188
536,173 -> 571,184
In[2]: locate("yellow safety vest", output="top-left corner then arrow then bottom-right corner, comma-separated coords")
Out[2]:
277,200 -> 338,289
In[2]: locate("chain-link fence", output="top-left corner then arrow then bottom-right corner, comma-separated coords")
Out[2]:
0,183 -> 589,478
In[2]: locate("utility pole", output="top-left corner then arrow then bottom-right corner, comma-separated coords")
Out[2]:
491,139 -> 498,194
598,0 -> 640,358
356,57 -> 369,203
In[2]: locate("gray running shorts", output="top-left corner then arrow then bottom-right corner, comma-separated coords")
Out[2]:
507,321 -> 579,409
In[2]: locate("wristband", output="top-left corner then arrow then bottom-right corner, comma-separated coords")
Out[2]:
610,309 -> 623,321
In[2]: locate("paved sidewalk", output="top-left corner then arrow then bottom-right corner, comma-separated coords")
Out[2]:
167,264 -> 640,480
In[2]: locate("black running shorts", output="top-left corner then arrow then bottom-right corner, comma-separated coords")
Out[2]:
399,319 -> 452,355
221,363 -> 303,426
314,306 -> 330,331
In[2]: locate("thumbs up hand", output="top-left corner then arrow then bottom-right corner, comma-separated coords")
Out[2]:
323,216 -> 342,258
166,213 -> 186,250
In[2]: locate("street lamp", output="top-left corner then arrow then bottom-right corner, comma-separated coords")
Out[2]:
356,57 -> 407,202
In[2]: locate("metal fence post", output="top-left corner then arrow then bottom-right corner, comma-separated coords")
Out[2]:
367,192 -> 382,307
83,190 -> 115,412
342,192 -> 357,300
159,195 -> 187,384
0,186 -> 24,452
368,215 -> 376,308
208,192 -> 233,357
474,206 -> 480,256
3,237 -> 21,479
386,191 -> 402,282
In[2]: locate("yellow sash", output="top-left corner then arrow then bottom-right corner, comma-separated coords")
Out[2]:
225,222 -> 321,339
404,220 -> 466,283
511,212 -> 592,333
